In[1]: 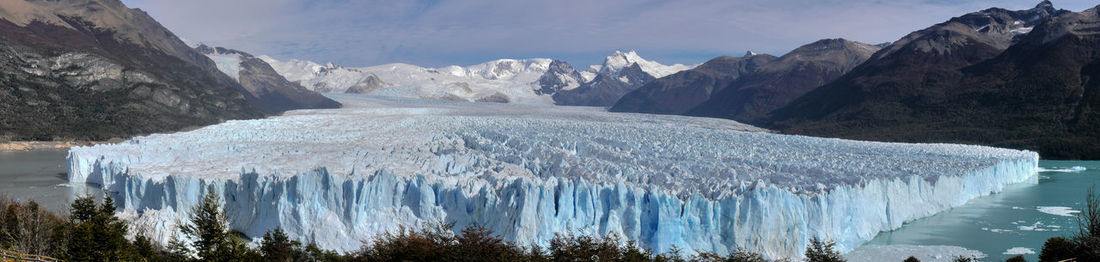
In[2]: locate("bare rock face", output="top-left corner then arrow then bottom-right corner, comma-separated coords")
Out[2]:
343,74 -> 387,94
534,60 -> 583,95
474,92 -> 510,103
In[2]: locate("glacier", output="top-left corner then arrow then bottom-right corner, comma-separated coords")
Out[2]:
67,94 -> 1038,259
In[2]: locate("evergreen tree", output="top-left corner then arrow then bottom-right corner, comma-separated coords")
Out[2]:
1039,236 -> 1076,262
65,194 -> 130,262
262,227 -> 301,261
132,235 -> 158,261
180,189 -> 232,261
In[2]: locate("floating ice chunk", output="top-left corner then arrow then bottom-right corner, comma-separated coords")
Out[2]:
1003,247 -> 1035,255
1017,221 -> 1044,231
1037,206 -> 1080,217
846,245 -> 985,262
1037,166 -> 1086,173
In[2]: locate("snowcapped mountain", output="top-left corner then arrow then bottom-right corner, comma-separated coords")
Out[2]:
196,45 -> 340,112
258,56 -> 390,94
260,51 -> 692,105
550,50 -> 692,106
261,56 -> 555,104
587,50 -> 691,79
362,59 -> 554,103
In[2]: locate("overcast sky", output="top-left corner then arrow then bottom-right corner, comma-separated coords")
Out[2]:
121,0 -> 1097,68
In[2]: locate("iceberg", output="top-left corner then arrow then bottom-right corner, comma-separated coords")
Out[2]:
67,94 -> 1038,259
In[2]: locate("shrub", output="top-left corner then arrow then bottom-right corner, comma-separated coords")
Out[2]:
695,249 -> 768,262
903,256 -> 920,262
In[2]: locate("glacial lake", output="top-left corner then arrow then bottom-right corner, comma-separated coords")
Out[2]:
0,149 -> 1095,260
0,149 -> 76,213
866,160 -> 1099,261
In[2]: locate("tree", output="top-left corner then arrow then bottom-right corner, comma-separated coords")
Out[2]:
694,248 -> 767,262
1039,237 -> 1076,262
952,256 -> 977,262
1005,255 -> 1027,262
804,238 -> 845,262
903,256 -> 920,262
132,235 -> 158,260
0,197 -> 67,257
262,227 -> 302,261
180,188 -> 234,261
1074,186 -> 1100,261
65,194 -> 131,261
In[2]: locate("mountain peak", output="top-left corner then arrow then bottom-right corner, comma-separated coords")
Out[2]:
745,51 -> 759,57
1036,0 -> 1053,10
596,50 -> 690,79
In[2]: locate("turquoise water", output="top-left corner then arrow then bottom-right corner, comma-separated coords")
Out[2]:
866,160 -> 1100,261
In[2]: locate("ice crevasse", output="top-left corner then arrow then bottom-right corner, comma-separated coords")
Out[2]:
67,95 -> 1038,259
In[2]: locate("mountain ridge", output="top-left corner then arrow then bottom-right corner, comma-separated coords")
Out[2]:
769,2 -> 1100,159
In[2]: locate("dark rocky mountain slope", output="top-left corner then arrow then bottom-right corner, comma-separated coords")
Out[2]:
685,39 -> 879,123
0,0 -> 332,141
770,2 -> 1100,159
609,53 -> 777,115
552,63 -> 655,106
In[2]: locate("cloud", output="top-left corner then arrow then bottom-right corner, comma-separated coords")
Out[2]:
122,0 -> 1099,67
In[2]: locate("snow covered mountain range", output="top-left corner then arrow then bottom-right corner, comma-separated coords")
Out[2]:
258,50 -> 692,105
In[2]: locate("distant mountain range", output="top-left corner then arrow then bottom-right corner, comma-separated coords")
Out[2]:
259,50 -> 692,106
611,38 -> 883,125
0,0 -> 336,141
611,1 -> 1100,159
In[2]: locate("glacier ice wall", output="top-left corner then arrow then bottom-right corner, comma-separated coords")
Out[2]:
68,95 -> 1038,259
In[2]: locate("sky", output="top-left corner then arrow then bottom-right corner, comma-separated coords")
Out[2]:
121,0 -> 1098,68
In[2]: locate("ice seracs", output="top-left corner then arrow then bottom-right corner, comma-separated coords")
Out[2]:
68,95 -> 1037,259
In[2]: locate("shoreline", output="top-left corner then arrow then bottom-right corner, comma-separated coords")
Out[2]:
0,141 -> 104,151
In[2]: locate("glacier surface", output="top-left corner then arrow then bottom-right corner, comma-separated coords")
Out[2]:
68,94 -> 1038,258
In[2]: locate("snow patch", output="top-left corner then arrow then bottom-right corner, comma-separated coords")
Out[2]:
206,53 -> 242,81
